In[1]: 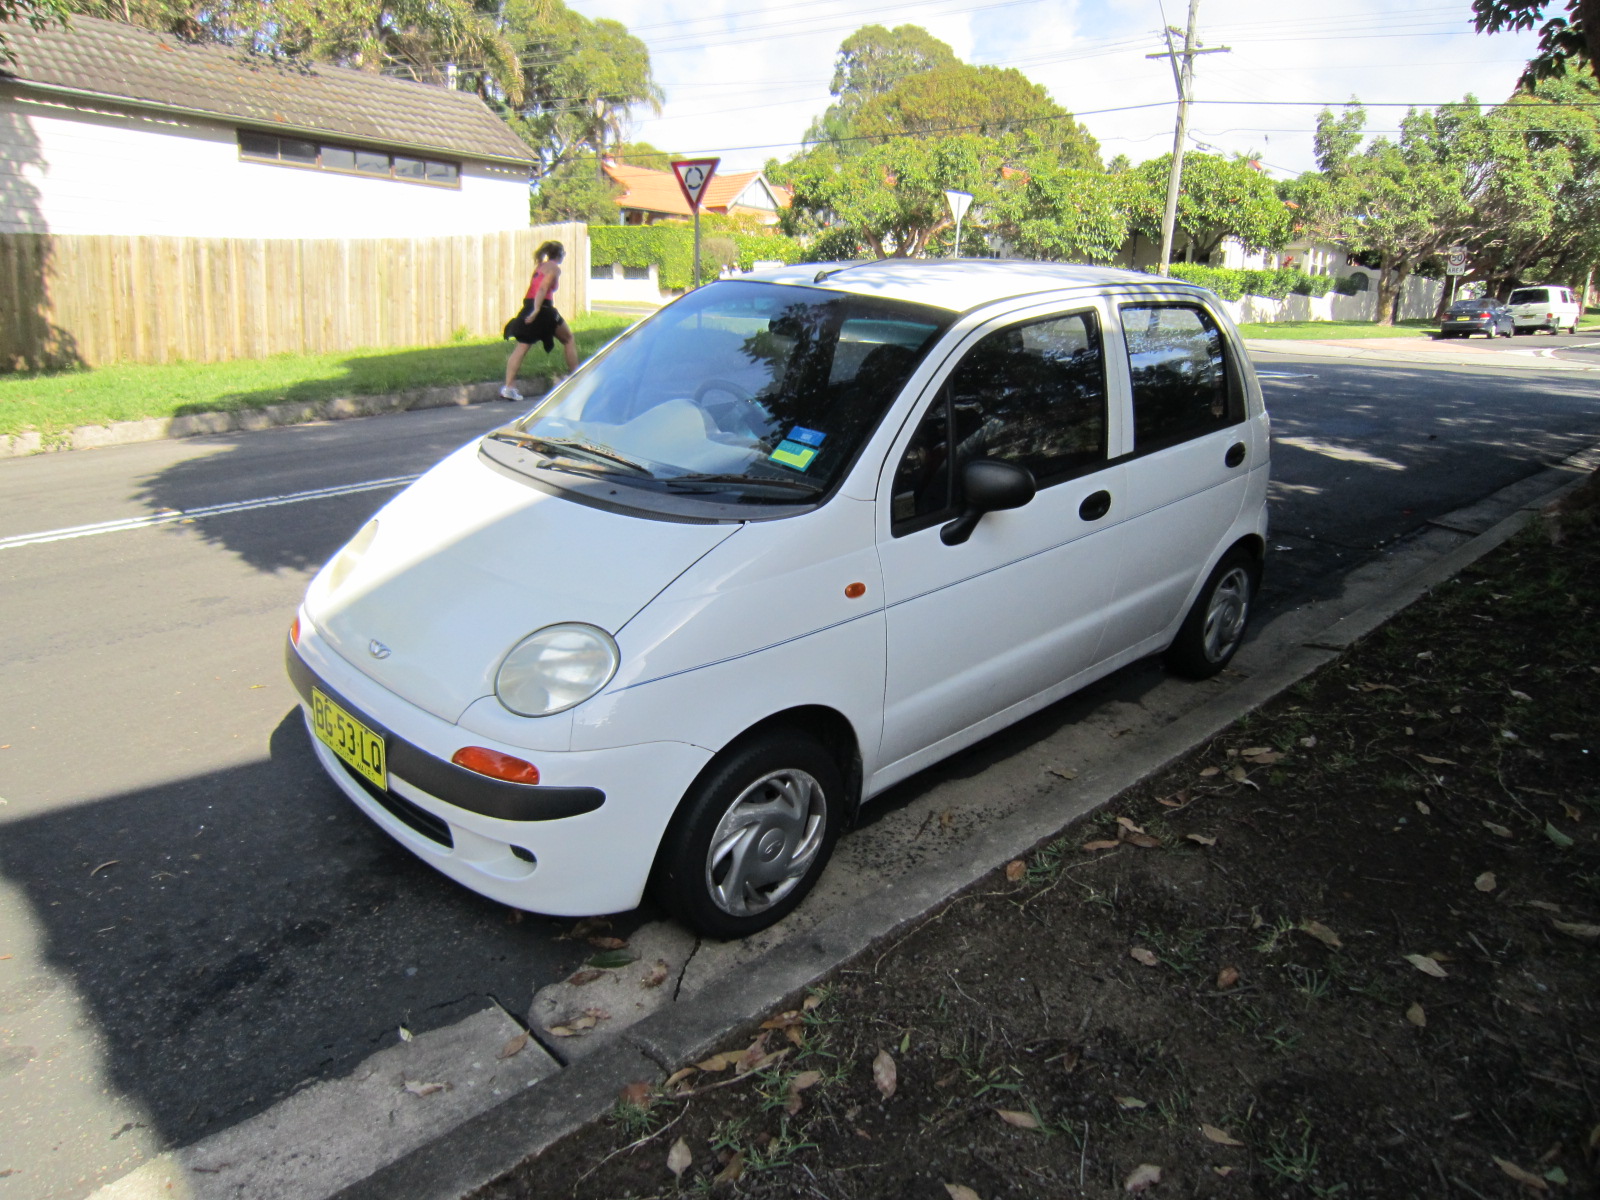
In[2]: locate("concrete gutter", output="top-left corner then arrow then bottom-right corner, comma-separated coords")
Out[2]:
322,448 -> 1600,1200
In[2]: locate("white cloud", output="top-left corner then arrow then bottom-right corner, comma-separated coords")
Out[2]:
572,0 -> 1546,177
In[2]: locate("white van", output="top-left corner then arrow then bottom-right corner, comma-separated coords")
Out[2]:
1507,284 -> 1582,335
287,261 -> 1271,938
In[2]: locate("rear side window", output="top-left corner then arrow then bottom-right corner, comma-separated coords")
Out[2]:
1120,303 -> 1243,451
891,310 -> 1108,531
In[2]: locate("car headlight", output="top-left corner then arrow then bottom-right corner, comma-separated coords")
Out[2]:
495,623 -> 619,717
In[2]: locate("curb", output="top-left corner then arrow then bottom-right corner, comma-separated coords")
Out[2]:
1244,336 -> 1600,370
330,458 -> 1596,1200
0,379 -> 532,458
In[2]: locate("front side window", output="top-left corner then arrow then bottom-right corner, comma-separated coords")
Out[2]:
892,310 -> 1108,531
480,281 -> 949,515
1120,303 -> 1242,451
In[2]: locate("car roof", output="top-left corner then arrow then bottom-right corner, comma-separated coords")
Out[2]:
746,258 -> 1208,314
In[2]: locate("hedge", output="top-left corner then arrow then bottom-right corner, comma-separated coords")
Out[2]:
589,224 -> 804,291
1166,263 -> 1342,301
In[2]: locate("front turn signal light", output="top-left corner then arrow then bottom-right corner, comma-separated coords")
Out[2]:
451,746 -> 540,785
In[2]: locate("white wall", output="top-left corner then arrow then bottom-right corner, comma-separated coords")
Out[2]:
0,92 -> 530,237
1221,271 -> 1444,324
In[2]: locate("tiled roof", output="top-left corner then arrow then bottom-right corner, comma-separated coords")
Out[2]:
0,14 -> 533,165
603,161 -> 789,216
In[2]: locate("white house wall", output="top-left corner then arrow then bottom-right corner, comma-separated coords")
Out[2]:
0,92 -> 529,238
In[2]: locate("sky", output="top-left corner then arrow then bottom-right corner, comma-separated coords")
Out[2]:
567,0 -> 1547,179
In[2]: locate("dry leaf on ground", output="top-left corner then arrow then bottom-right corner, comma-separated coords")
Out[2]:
1114,1095 -> 1148,1109
1552,919 -> 1600,940
1484,821 -> 1514,838
1493,1156 -> 1548,1190
666,1137 -> 692,1180
1416,754 -> 1458,766
1187,832 -> 1217,846
696,1049 -> 743,1072
1049,766 -> 1078,780
1300,920 -> 1343,948
1406,1003 -> 1427,1027
1004,860 -> 1026,882
1083,839 -> 1121,852
1200,1123 -> 1244,1146
566,917 -> 610,939
640,960 -> 670,988
618,1081 -> 652,1107
403,1080 -> 449,1097
785,1069 -> 824,1115
398,1026 -> 414,1043
1199,765 -> 1221,777
1216,966 -> 1240,990
1404,954 -> 1449,978
944,1185 -> 981,1200
565,969 -> 605,986
586,935 -> 628,950
1475,872 -> 1497,892
1129,947 -> 1160,967
873,1049 -> 898,1099
665,1066 -> 697,1091
995,1108 -> 1040,1129
498,1032 -> 529,1059
1124,1163 -> 1162,1192
713,1150 -> 745,1185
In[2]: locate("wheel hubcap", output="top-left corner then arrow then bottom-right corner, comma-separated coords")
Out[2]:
704,768 -> 827,917
1202,567 -> 1251,662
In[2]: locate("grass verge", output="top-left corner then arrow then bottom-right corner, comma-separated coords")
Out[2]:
0,314 -> 635,439
1237,318 -> 1439,340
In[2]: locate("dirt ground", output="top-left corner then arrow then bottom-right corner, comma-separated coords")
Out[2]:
475,485 -> 1600,1200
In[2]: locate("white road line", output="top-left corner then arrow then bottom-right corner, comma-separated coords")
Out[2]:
1257,371 -> 1318,379
0,474 -> 419,551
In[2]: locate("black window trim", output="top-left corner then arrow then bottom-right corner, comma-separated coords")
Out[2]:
1116,298 -> 1248,460
889,305 -> 1113,539
237,130 -> 462,190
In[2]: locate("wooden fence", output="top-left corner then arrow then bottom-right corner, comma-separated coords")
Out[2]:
0,222 -> 588,370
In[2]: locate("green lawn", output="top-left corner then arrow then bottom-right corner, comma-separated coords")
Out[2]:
1235,318 -> 1439,339
0,314 -> 634,439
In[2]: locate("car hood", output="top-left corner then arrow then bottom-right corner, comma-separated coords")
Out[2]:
305,441 -> 741,723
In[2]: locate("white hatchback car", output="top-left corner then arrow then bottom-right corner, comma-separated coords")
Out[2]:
1507,284 -> 1582,335
287,260 -> 1271,938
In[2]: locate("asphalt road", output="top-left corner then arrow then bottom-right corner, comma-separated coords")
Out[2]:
2,350 -> 1599,1198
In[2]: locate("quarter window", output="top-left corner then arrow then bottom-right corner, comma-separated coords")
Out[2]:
892,311 -> 1108,531
1120,304 -> 1242,451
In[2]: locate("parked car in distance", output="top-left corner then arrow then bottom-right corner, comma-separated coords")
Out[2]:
1439,297 -> 1514,338
1507,284 -> 1582,335
286,260 -> 1271,939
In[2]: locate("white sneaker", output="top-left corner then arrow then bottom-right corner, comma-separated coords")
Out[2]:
499,385 -> 523,401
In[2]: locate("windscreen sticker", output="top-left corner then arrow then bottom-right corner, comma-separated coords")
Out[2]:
786,426 -> 827,448
769,440 -> 819,471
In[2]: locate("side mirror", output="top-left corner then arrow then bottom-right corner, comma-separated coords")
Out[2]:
940,459 -> 1037,546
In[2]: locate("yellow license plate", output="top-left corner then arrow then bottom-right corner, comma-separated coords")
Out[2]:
311,688 -> 387,789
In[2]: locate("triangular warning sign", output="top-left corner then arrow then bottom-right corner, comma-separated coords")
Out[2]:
671,158 -> 720,213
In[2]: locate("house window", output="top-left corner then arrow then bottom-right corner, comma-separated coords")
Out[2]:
622,265 -> 651,281
238,132 -> 461,187
590,263 -> 616,280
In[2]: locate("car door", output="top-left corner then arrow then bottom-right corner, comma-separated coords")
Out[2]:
1100,298 -> 1255,655
873,303 -> 1125,783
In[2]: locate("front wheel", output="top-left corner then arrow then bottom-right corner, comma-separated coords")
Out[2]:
1165,548 -> 1261,679
650,731 -> 843,939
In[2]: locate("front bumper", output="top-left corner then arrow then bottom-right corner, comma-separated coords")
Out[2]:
286,623 -> 713,915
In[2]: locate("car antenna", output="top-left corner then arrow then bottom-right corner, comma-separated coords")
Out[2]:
813,261 -> 874,285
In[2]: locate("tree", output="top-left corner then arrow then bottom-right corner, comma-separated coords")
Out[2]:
987,160 -> 1128,263
782,135 -> 1002,259
850,63 -> 1101,168
1471,0 -> 1600,84
1125,153 -> 1292,263
530,155 -> 622,223
805,24 -> 957,147
1296,106 -> 1470,323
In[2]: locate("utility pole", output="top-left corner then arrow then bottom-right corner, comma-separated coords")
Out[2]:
1147,0 -> 1228,276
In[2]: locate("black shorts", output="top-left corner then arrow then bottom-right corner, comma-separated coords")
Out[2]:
504,299 -> 562,350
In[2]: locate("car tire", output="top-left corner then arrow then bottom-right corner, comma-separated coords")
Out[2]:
1165,546 -> 1261,680
650,730 -> 843,939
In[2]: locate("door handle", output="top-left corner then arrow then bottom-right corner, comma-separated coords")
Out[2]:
1225,442 -> 1247,468
1079,490 -> 1112,522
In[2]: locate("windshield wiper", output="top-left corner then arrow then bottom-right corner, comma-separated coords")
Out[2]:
660,472 -> 823,495
488,432 -> 652,476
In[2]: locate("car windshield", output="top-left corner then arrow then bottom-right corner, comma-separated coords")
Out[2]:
489,280 -> 948,509
1507,289 -> 1548,305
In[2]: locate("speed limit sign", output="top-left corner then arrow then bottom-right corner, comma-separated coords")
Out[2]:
1446,247 -> 1467,276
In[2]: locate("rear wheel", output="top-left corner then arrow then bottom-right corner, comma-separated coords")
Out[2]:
1165,547 -> 1260,679
650,731 -> 843,939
